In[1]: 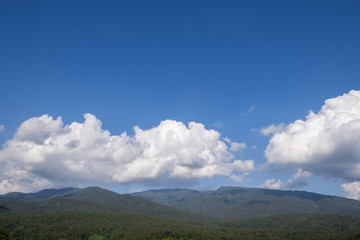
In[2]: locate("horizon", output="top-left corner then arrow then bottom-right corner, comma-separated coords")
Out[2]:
1,184 -> 354,200
1,1 -> 360,200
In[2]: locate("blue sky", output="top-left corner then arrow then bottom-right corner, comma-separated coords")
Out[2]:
0,1 -> 360,198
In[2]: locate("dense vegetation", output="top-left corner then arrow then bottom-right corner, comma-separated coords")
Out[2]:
1,187 -> 360,239
2,211 -> 360,239
133,186 -> 360,218
0,187 -> 205,220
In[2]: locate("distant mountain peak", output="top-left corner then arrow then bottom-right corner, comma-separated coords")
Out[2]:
2,186 -> 360,219
0,187 -> 79,202
0,186 -> 206,220
134,186 -> 360,218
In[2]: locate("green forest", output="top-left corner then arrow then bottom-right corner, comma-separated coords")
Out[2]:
1,187 -> 360,239
2,211 -> 360,240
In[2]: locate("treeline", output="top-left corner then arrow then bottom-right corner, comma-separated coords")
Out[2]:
1,211 -> 360,239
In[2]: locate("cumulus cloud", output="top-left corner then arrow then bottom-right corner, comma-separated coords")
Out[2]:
223,137 -> 247,152
0,114 -> 254,193
285,169 -> 311,189
262,178 -> 283,190
230,142 -> 247,152
230,172 -> 249,182
0,125 -> 4,132
342,182 -> 360,200
260,123 -> 285,136
265,90 -> 360,182
262,169 -> 311,190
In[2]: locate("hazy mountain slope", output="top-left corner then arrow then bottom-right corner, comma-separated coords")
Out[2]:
63,186 -> 206,219
133,186 -> 360,218
2,187 -> 360,239
0,187 -> 206,220
3,186 -> 360,220
0,197 -> 119,213
0,187 -> 79,202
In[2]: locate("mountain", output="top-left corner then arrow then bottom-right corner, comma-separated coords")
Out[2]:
3,186 -> 360,219
133,186 -> 360,218
0,197 -> 116,213
62,186 -> 206,219
0,186 -> 205,220
2,186 -> 360,239
0,187 -> 78,202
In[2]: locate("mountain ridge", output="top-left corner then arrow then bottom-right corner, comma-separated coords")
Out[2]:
0,186 -> 207,220
3,186 -> 360,239
2,186 -> 360,219
133,186 -> 360,218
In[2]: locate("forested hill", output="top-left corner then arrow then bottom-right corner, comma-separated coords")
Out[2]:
0,187 -> 206,220
2,186 -> 360,219
2,186 -> 360,239
133,186 -> 360,218
0,187 -> 78,202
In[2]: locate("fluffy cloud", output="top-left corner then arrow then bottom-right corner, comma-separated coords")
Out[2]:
223,137 -> 247,152
265,90 -> 360,182
261,169 -> 310,190
230,172 -> 249,183
285,169 -> 311,189
342,182 -> 360,200
260,123 -> 285,136
230,142 -> 247,152
262,178 -> 283,190
0,114 -> 254,193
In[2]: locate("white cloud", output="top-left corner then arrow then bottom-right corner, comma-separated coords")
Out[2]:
128,187 -> 142,193
284,169 -> 311,189
0,169 -> 53,193
262,178 -> 283,190
223,137 -> 247,152
265,90 -> 360,182
223,137 -> 231,143
0,114 -> 254,194
242,105 -> 255,115
230,142 -> 247,152
342,182 -> 360,200
262,169 -> 311,190
14,115 -> 63,144
230,172 -> 249,182
0,125 -> 4,132
260,123 -> 285,136
213,123 -> 224,128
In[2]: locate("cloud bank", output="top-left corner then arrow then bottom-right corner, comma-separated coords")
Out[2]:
264,90 -> 360,197
0,114 -> 254,193
265,90 -> 360,182
341,182 -> 360,200
262,169 -> 311,190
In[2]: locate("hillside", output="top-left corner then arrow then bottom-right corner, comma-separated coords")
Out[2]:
3,186 -> 360,219
0,187 -> 206,220
2,210 -> 360,239
64,186 -> 207,219
0,187 -> 79,202
133,186 -> 360,218
0,197 -> 119,213
2,186 -> 360,239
